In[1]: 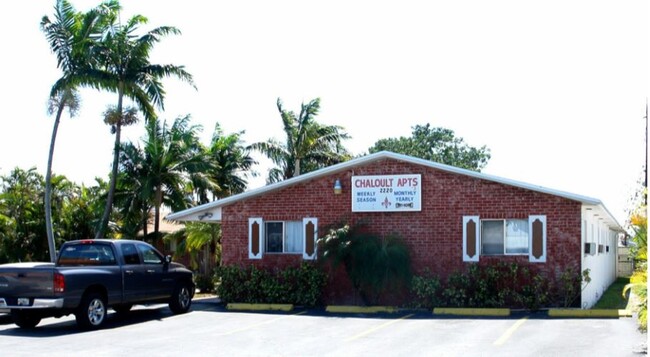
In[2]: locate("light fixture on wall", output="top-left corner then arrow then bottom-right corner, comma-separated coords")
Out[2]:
334,179 -> 342,195
197,212 -> 213,221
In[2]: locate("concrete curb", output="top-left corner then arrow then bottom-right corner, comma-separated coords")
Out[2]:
226,303 -> 294,312
326,305 -> 398,314
548,309 -> 633,318
433,308 -> 511,317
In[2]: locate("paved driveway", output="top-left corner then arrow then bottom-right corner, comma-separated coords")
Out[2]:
0,300 -> 646,356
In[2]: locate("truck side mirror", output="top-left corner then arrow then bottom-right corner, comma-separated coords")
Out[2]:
165,255 -> 172,264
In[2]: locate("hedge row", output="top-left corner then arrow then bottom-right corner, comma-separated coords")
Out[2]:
216,263 -> 327,307
410,262 -> 586,310
215,261 -> 586,310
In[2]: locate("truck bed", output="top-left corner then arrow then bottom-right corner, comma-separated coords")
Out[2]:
0,263 -> 56,309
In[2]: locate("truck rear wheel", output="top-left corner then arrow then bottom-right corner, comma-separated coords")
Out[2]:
75,293 -> 107,330
12,311 -> 41,329
169,283 -> 192,314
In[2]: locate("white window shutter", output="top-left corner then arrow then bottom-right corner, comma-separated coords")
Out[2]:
462,216 -> 480,262
248,217 -> 263,259
302,218 -> 318,260
529,215 -> 546,263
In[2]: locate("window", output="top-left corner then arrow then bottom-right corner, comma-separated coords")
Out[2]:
137,244 -> 163,264
265,221 -> 303,254
122,244 -> 141,265
58,244 -> 117,266
481,219 -> 529,255
464,215 -> 546,263
249,217 -> 318,260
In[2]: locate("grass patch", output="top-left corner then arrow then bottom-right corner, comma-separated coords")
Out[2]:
593,277 -> 631,310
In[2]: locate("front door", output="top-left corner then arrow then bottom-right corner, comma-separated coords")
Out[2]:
121,243 -> 146,302
136,243 -> 173,300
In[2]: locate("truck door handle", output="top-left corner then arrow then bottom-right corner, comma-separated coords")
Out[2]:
125,270 -> 134,275
146,270 -> 155,274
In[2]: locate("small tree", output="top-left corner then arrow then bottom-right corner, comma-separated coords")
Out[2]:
368,124 -> 491,171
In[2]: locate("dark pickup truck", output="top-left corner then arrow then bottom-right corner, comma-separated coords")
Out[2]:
0,239 -> 194,330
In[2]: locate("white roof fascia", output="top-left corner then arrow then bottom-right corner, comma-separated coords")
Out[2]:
165,151 -> 618,228
166,153 -> 385,221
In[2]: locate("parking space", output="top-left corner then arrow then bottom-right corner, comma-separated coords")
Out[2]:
0,301 -> 646,356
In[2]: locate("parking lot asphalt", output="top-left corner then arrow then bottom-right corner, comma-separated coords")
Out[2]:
0,299 -> 646,357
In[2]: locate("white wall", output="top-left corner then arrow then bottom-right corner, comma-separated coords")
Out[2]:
581,207 -> 618,308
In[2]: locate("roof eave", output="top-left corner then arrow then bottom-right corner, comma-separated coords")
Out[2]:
166,151 -> 619,228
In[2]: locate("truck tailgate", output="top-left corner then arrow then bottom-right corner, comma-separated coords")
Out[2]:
0,263 -> 56,305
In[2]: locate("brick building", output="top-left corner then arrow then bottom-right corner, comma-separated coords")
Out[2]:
167,151 -> 622,308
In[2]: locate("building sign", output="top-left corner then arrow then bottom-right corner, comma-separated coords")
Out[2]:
351,174 -> 421,212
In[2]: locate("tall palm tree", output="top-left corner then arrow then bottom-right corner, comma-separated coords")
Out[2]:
40,0 -> 118,261
200,124 -> 257,202
250,98 -> 351,183
92,13 -> 196,238
118,116 -> 216,239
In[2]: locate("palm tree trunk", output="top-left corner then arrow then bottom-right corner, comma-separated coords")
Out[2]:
154,186 -> 162,238
96,122 -> 121,238
294,158 -> 301,177
45,101 -> 66,262
96,87 -> 124,238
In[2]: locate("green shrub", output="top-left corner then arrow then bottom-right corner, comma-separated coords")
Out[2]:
557,267 -> 590,308
215,263 -> 327,306
410,271 -> 441,309
195,273 -> 216,293
281,263 -> 328,306
412,262 -> 555,309
441,271 -> 471,307
516,274 -> 550,311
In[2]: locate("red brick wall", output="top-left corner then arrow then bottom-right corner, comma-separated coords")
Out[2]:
221,158 -> 582,303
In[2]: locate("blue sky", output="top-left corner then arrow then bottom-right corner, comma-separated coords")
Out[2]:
0,0 -> 647,225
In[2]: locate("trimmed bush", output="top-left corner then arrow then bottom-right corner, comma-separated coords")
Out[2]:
411,262 -> 555,310
216,263 -> 327,307
410,271 -> 441,309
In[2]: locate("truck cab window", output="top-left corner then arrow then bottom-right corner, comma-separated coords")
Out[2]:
58,244 -> 116,266
137,244 -> 163,264
122,244 -> 141,265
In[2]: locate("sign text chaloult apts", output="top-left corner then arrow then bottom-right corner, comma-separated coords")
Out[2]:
351,174 -> 422,212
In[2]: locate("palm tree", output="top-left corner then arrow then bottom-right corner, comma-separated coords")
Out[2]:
118,116 -> 216,239
168,123 -> 256,287
44,89 -> 79,261
92,12 -> 196,238
40,0 -> 117,261
250,98 -> 351,183
164,222 -> 221,281
200,124 -> 257,202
